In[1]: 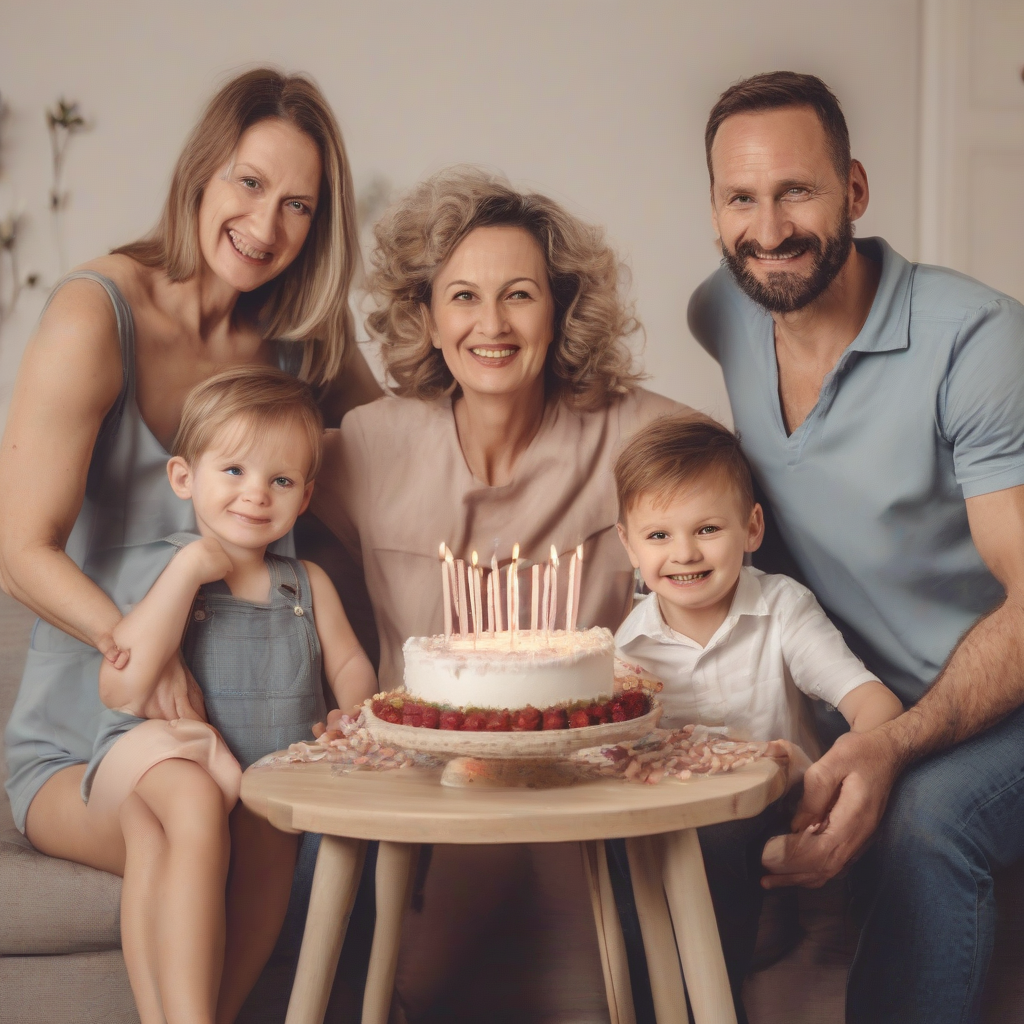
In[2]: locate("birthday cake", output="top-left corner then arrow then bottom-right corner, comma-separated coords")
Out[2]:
368,543 -> 653,732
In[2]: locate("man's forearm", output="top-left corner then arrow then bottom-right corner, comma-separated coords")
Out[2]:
884,596 -> 1024,770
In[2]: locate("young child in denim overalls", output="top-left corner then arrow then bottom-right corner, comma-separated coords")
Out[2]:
85,366 -> 377,1011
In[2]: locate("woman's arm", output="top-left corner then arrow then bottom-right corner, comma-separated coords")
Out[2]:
304,560 -> 378,714
0,279 -> 126,655
98,539 -> 232,714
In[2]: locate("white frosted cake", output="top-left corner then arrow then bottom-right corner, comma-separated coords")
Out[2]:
402,627 -> 615,711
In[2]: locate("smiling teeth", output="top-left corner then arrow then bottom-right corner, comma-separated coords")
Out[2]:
669,571 -> 711,582
229,229 -> 270,261
471,348 -> 516,359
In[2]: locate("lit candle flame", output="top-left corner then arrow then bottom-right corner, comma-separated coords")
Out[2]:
445,550 -> 454,566
577,543 -> 584,560
439,541 -> 446,561
471,550 -> 479,567
550,544 -> 559,567
512,542 -> 520,560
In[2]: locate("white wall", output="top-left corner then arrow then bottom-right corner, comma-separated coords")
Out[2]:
0,0 -> 921,426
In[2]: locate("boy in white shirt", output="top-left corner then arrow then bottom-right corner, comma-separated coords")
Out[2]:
612,415 -> 902,1022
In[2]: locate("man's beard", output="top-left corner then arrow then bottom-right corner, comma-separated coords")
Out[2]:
721,214 -> 854,314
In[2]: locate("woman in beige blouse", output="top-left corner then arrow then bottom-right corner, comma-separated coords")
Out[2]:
315,168 -> 682,688
312,167 -> 685,1018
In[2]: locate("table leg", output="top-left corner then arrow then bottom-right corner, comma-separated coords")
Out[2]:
661,828 -> 737,1024
580,841 -> 636,1024
361,841 -> 419,1024
625,835 -> 688,1024
285,835 -> 367,1024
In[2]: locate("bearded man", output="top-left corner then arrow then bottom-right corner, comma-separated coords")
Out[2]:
688,72 -> 1024,1024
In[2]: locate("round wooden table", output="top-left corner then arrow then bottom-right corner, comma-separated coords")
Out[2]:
241,757 -> 784,1024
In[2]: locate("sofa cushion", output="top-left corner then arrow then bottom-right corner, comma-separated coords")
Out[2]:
0,823 -> 122,955
0,948 -> 138,1024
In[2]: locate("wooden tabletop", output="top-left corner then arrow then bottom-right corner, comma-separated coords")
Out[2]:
240,758 -> 785,844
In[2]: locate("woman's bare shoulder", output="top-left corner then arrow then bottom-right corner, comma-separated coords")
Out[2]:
77,253 -> 160,309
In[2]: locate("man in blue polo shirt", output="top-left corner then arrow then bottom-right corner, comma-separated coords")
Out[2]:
688,71 -> 1024,1024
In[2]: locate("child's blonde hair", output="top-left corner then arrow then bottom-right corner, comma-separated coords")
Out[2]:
172,366 -> 324,479
615,415 -> 755,521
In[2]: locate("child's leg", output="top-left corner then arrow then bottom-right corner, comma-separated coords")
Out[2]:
119,791 -> 170,1024
133,758 -> 231,1024
216,802 -> 300,1024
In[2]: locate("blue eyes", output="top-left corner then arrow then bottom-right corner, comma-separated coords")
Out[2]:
697,525 -> 720,535
222,467 -> 292,488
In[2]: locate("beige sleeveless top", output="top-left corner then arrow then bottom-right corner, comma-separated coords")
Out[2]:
312,389 -> 684,690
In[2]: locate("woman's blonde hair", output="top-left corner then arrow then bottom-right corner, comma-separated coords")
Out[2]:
115,67 -> 358,386
173,365 -> 324,480
367,167 -> 645,410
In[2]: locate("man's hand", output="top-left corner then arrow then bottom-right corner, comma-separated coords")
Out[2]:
136,653 -> 207,723
761,726 -> 901,888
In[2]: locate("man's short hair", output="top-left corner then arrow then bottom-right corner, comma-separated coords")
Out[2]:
172,365 -> 324,480
704,71 -> 851,185
615,416 -> 755,522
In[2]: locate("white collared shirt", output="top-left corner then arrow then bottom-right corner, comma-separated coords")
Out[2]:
615,567 -> 876,755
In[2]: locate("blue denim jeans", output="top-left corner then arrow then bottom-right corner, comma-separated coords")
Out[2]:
848,701 -> 1024,1024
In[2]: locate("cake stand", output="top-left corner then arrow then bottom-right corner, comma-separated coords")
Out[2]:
363,703 -> 662,787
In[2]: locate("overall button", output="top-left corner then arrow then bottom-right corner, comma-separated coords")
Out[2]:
294,606 -> 304,616
194,610 -> 206,621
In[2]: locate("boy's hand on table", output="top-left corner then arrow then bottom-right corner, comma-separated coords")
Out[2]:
761,727 -> 901,888
764,738 -> 813,792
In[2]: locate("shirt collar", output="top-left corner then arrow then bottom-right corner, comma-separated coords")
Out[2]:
616,567 -> 770,647
846,237 -> 914,355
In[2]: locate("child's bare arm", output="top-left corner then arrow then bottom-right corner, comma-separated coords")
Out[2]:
98,539 -> 232,714
837,680 -> 904,732
305,561 -> 378,716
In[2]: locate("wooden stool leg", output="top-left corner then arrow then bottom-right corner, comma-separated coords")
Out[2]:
361,841 -> 419,1024
661,828 -> 737,1024
625,835 -> 688,1024
580,841 -> 637,1024
285,835 -> 367,1024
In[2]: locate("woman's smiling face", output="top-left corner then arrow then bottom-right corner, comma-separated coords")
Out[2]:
198,118 -> 322,293
429,225 -> 556,401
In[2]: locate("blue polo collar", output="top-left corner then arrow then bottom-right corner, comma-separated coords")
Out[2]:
846,237 -> 914,355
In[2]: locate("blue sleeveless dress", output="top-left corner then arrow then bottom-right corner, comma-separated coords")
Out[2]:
3,272 -> 297,831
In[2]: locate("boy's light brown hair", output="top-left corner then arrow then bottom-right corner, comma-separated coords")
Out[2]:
615,415 -> 755,521
172,366 -> 324,480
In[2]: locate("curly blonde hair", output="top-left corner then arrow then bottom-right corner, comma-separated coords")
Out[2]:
366,167 -> 645,410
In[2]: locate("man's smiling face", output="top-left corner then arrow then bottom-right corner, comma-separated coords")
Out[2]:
710,105 -> 859,313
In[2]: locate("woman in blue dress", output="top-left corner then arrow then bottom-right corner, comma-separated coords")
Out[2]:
0,68 -> 379,1024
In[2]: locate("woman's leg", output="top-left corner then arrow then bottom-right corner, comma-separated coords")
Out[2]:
216,801 -> 301,1024
132,758 -> 231,1024
24,763 -> 126,873
119,791 -> 170,1024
